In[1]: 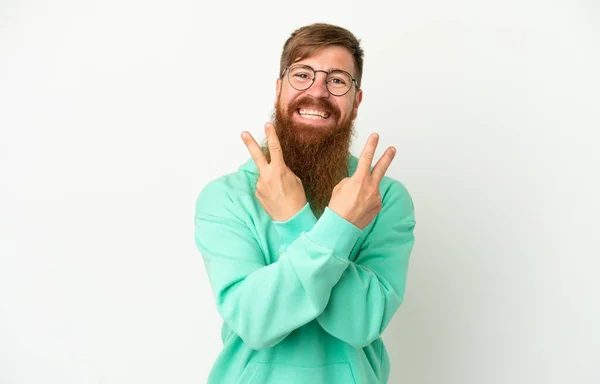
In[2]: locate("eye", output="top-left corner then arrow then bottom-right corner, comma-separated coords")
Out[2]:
290,67 -> 314,82
328,75 -> 348,86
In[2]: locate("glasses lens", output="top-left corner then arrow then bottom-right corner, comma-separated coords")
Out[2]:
288,66 -> 315,90
326,71 -> 353,96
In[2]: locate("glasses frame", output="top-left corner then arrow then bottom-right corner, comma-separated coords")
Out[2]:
280,64 -> 359,97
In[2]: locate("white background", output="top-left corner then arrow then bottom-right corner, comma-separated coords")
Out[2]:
1,0 -> 599,383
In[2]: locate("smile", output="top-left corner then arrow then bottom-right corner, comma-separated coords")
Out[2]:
297,109 -> 331,120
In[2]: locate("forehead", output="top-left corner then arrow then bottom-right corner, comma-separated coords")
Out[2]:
293,45 -> 356,75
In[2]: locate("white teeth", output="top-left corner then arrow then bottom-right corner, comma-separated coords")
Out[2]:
298,109 -> 329,119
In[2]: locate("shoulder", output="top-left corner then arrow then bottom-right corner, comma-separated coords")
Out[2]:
195,169 -> 257,216
377,175 -> 416,224
380,176 -> 413,207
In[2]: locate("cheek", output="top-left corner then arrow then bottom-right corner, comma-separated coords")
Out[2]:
278,98 -> 292,114
340,101 -> 354,117
279,93 -> 300,113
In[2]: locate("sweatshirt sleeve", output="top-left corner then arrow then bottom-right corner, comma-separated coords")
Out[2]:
271,202 -> 317,252
194,180 -> 363,350
315,180 -> 416,348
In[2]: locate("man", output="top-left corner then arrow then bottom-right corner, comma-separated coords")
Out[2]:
194,23 -> 416,384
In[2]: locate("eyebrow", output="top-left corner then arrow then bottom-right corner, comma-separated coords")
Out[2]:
298,64 -> 352,75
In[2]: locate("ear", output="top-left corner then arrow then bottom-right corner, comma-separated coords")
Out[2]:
352,88 -> 363,120
274,78 -> 282,109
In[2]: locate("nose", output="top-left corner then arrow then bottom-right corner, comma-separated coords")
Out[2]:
306,72 -> 330,98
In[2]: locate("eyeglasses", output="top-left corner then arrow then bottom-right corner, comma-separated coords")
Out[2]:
280,64 -> 359,96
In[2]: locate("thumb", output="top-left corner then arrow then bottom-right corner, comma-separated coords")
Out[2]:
334,177 -> 350,190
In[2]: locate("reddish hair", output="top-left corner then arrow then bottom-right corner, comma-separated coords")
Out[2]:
279,23 -> 364,88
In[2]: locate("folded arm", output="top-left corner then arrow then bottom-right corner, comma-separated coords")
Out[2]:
194,181 -> 363,350
274,180 -> 416,348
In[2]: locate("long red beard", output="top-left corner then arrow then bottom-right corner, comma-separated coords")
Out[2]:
262,96 -> 356,217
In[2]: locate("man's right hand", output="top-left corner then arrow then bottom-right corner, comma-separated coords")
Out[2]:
328,133 -> 397,230
241,123 -> 308,223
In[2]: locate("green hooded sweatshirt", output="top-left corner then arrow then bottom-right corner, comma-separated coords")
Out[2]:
194,154 -> 416,384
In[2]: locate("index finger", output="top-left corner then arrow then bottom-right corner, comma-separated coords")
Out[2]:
355,133 -> 380,177
265,123 -> 284,166
241,131 -> 268,172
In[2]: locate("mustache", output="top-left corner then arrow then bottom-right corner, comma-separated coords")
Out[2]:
289,96 -> 340,119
